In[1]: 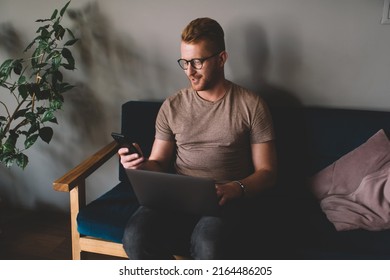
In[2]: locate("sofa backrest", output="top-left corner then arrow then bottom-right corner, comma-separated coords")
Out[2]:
270,106 -> 390,194
119,101 -> 162,183
119,101 -> 390,191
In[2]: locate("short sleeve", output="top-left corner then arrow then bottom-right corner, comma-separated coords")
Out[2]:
250,98 -> 275,144
155,99 -> 175,141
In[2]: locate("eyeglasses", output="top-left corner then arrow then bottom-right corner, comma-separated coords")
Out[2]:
177,52 -> 220,70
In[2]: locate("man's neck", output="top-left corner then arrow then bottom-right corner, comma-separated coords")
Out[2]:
197,79 -> 229,102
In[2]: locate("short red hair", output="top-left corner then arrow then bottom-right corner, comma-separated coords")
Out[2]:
181,18 -> 225,53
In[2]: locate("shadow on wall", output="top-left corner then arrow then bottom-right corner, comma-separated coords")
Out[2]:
0,2 -> 160,211
226,20 -> 302,107
49,1 -> 160,170
227,20 -> 312,197
49,1 -> 174,168
0,23 -> 23,57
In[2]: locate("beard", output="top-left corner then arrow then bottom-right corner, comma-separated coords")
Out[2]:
188,71 -> 219,92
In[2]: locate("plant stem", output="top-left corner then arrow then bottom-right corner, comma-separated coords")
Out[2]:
0,101 -> 11,118
31,53 -> 46,113
12,118 -> 30,133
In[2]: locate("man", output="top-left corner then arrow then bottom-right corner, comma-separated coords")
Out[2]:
119,17 -> 277,259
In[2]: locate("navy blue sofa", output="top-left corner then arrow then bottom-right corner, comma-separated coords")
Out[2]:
66,101 -> 390,259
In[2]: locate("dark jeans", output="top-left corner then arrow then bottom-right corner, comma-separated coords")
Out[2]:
122,205 -> 241,260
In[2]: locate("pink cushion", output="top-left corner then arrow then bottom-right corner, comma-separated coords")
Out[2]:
321,168 -> 390,231
308,129 -> 390,231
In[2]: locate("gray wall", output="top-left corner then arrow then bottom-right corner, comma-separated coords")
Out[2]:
1,0 -> 390,212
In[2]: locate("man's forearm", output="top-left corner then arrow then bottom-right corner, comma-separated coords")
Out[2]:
139,159 -> 169,172
239,169 -> 277,197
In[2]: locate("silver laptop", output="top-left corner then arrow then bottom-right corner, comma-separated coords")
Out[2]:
125,169 -> 221,216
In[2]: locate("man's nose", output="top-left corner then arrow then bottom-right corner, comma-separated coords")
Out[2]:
185,64 -> 197,75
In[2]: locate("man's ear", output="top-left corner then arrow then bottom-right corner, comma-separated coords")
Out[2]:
219,50 -> 228,66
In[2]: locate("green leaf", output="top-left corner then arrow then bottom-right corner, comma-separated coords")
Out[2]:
51,9 -> 58,20
50,99 -> 63,110
36,106 -> 46,114
49,117 -> 58,124
39,127 -> 53,144
0,59 -> 14,80
36,18 -> 51,23
58,82 -> 74,93
28,122 -> 39,135
4,132 -> 18,153
37,25 -> 50,38
38,39 -> 50,52
25,111 -> 37,122
25,134 -> 38,149
28,83 -> 41,97
3,142 -> 15,153
46,50 -> 61,62
61,48 -> 75,67
31,48 -> 43,68
64,38 -> 78,46
18,83 -> 28,99
14,108 -> 29,120
60,1 -> 71,17
3,157 -> 15,168
24,38 -> 37,52
16,153 -> 29,169
18,75 -> 27,85
61,47 -> 71,58
52,70 -> 63,82
0,147 -> 7,160
54,25 -> 65,40
66,28 -> 75,39
53,17 -> 60,30
36,89 -> 50,100
0,58 -> 14,70
13,60 -> 23,75
51,54 -> 62,70
41,111 -> 55,123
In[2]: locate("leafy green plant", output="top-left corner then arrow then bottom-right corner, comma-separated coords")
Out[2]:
0,1 -> 78,169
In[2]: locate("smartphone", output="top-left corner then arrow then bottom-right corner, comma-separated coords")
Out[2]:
111,132 -> 140,156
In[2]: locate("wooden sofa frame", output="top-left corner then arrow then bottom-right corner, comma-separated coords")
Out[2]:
53,141 -> 129,259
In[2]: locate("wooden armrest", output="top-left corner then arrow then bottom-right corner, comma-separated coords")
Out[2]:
53,140 -> 119,192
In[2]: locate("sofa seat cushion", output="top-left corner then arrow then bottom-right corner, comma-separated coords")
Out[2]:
77,182 -> 139,243
303,227 -> 390,259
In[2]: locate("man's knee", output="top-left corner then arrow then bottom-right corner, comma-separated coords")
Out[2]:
122,206 -> 156,259
191,234 -> 221,259
190,216 -> 225,259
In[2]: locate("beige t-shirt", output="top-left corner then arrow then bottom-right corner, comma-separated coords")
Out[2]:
155,81 -> 275,183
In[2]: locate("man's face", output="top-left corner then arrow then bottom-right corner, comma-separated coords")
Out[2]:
180,40 -> 223,92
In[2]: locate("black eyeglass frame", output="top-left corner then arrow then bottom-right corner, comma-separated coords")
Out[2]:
177,52 -> 221,70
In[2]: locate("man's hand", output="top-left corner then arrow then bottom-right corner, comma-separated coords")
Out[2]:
118,143 -> 145,169
215,182 -> 243,206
